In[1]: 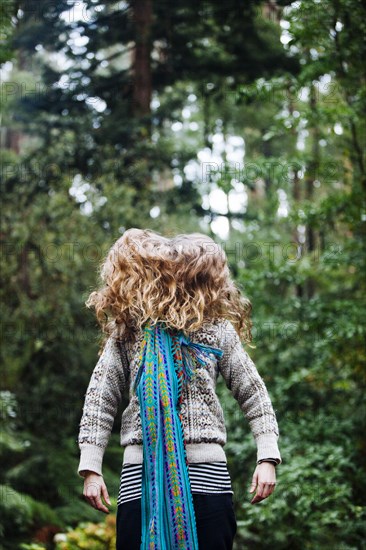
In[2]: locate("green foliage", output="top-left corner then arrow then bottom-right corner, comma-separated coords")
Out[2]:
55,515 -> 116,550
233,442 -> 366,549
0,483 -> 60,547
20,514 -> 116,550
0,0 -> 17,63
20,545 -> 47,550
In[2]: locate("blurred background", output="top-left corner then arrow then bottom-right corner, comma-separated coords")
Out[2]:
1,1 -> 365,548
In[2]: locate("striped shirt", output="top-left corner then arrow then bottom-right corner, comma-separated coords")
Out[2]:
117,462 -> 234,506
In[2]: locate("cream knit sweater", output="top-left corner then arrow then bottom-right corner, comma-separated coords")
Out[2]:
77,318 -> 282,477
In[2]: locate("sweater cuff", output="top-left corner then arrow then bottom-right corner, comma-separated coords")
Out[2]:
255,433 -> 282,464
77,443 -> 106,478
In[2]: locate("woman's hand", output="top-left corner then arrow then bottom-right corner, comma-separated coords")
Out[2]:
83,471 -> 111,513
248,462 -> 276,504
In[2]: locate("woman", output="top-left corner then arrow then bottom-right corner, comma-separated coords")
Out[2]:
77,228 -> 282,549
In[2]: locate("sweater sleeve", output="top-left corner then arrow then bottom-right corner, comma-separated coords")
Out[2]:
217,320 -> 282,465
76,335 -> 129,478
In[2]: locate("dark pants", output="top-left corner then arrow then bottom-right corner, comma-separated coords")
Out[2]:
116,493 -> 237,550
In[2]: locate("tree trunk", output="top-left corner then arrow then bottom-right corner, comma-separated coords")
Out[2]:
305,82 -> 320,299
287,80 -> 303,298
131,0 -> 153,136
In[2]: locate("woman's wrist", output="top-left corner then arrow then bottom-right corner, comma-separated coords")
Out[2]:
81,469 -> 103,478
257,458 -> 278,466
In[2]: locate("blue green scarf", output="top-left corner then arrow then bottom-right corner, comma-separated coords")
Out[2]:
133,319 -> 224,549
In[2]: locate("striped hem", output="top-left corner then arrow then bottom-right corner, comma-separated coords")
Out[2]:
117,462 -> 234,506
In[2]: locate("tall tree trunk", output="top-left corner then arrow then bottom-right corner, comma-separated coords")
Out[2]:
203,89 -> 211,149
131,0 -> 153,135
2,22 -> 28,154
129,0 -> 153,197
262,130 -> 272,195
287,81 -> 303,298
305,82 -> 320,299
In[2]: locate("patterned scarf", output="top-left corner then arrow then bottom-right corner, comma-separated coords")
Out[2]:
133,319 -> 224,549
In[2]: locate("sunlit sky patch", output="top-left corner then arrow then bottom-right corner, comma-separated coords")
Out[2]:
211,216 -> 230,240
277,189 -> 289,218
69,173 -> 107,215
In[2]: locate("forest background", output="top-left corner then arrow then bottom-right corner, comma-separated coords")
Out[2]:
1,0 -> 365,548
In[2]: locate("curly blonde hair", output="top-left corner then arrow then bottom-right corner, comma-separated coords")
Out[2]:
85,228 -> 253,350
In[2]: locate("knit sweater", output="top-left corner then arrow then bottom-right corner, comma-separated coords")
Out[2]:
77,318 -> 282,477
